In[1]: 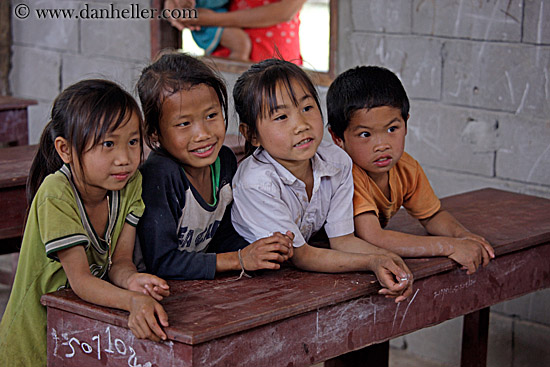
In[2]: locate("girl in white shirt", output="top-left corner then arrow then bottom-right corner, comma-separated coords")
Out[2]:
231,59 -> 413,302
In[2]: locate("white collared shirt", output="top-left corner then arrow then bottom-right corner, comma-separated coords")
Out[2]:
232,140 -> 355,247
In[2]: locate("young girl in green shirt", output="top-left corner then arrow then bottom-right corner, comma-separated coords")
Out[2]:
0,79 -> 170,365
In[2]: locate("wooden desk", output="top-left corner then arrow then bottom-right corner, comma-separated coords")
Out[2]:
41,190 -> 550,366
0,144 -> 36,254
0,95 -> 36,146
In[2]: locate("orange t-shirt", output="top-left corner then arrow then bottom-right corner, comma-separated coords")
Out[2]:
353,152 -> 441,228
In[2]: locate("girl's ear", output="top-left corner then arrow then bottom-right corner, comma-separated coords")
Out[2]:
239,123 -> 260,147
54,137 -> 72,164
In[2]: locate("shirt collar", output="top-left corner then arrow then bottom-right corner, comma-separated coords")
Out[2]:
254,143 -> 342,185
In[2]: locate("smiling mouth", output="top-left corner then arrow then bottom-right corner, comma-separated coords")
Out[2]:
192,144 -> 215,153
294,138 -> 312,148
375,157 -> 391,162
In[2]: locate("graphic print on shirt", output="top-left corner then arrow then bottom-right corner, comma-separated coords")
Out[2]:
176,183 -> 233,252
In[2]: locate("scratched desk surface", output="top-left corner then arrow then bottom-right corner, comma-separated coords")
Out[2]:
42,188 -> 550,345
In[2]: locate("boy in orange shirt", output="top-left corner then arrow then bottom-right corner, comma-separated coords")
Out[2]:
327,66 -> 494,274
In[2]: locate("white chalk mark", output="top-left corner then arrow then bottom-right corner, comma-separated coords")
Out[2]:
399,289 -> 420,330
449,79 -> 463,97
454,0 -> 465,36
478,1 -> 500,59
515,83 -> 530,114
502,259 -> 528,277
391,302 -> 401,332
527,142 -> 550,182
316,310 -> 319,338
538,1 -> 544,44
544,68 -> 549,101
505,71 -> 515,104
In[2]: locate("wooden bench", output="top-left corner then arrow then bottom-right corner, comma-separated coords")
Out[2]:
41,188 -> 550,367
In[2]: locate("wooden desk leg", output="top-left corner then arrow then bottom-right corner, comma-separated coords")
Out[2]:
325,341 -> 389,367
460,307 -> 490,367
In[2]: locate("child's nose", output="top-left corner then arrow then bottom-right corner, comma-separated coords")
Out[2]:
193,123 -> 212,140
294,114 -> 310,134
373,136 -> 390,151
115,146 -> 131,165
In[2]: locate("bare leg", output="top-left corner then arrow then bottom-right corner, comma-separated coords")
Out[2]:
220,27 -> 251,61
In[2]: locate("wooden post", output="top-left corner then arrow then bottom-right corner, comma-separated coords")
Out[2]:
461,307 -> 490,367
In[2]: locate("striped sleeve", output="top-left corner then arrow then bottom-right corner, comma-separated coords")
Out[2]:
123,171 -> 145,227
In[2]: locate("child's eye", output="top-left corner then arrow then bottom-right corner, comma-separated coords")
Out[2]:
206,112 -> 218,120
129,138 -> 140,146
273,114 -> 287,121
102,141 -> 114,148
359,132 -> 370,138
303,105 -> 314,112
388,126 -> 397,133
177,121 -> 190,127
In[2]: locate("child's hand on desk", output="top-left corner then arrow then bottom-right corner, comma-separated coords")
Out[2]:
369,255 -> 414,303
127,293 -> 169,342
127,273 -> 170,301
241,231 -> 294,270
447,236 -> 494,275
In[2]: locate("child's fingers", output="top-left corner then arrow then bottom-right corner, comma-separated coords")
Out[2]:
145,309 -> 167,341
483,242 -> 495,259
155,303 -> 170,328
144,284 -> 164,301
480,245 -> 491,267
153,285 -> 171,297
464,260 -> 476,275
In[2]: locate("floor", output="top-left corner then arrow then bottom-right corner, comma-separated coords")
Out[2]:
0,253 -> 448,366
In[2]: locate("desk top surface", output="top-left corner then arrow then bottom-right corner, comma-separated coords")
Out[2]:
0,144 -> 37,189
0,95 -> 37,111
41,188 -> 550,345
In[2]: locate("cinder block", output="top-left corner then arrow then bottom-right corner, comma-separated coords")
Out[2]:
406,101 -> 497,176
523,0 -> 550,44
28,101 -> 54,144
422,167 -> 550,200
403,316 -> 463,366
492,294 -> 532,321
221,71 -> 240,134
488,312 -> 513,367
62,54 -> 146,95
9,45 -> 61,100
412,0 -> 522,42
79,0 -> 150,62
11,0 -> 79,51
351,0 -> 411,33
349,34 -> 442,100
442,40 -> 550,120
513,319 -> 550,366
496,119 -> 550,186
527,288 -> 550,326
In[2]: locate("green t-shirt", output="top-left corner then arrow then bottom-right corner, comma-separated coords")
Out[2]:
0,165 -> 144,366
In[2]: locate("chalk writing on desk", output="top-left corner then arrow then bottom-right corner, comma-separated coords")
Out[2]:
50,325 -> 170,366
433,278 -> 476,299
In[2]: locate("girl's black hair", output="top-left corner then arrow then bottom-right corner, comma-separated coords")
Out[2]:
136,52 -> 229,151
27,79 -> 143,205
233,58 -> 322,158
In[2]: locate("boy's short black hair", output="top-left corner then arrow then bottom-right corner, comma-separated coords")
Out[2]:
327,66 -> 410,139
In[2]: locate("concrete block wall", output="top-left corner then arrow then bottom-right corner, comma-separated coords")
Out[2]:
9,0 -> 550,365
337,1 -> 550,365
9,0 -> 151,143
